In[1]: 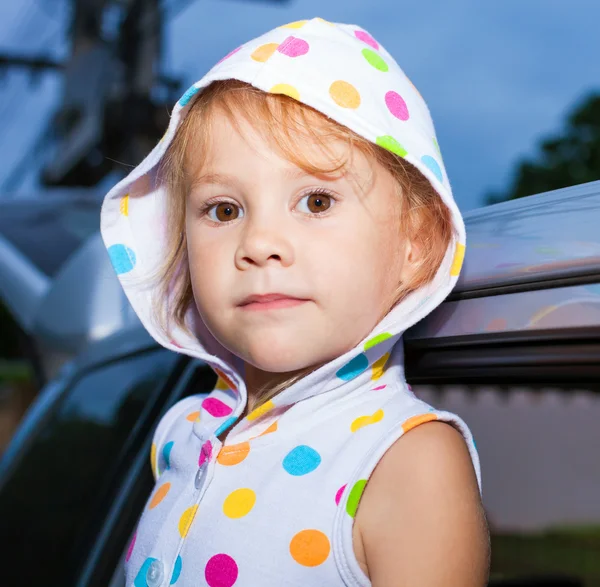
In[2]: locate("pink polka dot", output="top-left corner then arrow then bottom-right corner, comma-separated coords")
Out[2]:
125,532 -> 136,562
335,484 -> 347,506
202,397 -> 233,417
205,554 -> 238,587
354,30 -> 379,50
199,440 -> 213,466
217,45 -> 241,64
385,91 -> 410,121
372,384 -> 387,391
277,36 -> 309,57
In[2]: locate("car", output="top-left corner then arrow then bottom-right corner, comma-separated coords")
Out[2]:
0,180 -> 599,586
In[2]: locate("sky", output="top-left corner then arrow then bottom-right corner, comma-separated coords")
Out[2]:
0,0 -> 598,211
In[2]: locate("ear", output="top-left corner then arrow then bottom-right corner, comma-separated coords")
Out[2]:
399,237 -> 424,288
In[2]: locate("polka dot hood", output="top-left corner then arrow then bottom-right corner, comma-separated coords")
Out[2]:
100,17 -> 466,419
100,18 -> 480,587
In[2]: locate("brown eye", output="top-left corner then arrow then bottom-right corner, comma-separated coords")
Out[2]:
209,202 -> 242,222
301,192 -> 333,214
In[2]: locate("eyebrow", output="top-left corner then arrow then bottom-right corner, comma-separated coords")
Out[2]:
190,168 -> 336,189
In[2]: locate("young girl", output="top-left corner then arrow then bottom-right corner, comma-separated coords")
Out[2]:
101,17 -> 490,587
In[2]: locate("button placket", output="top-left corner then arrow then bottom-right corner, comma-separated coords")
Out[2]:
194,461 -> 208,490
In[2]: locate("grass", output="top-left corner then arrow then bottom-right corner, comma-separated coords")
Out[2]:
0,360 -> 34,384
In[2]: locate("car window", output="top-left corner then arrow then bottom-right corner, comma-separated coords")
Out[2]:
413,382 -> 600,587
0,348 -> 181,586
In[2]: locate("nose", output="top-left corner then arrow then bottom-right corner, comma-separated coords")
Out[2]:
235,216 -> 295,270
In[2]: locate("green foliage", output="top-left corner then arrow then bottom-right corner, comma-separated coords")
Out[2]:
486,92 -> 600,204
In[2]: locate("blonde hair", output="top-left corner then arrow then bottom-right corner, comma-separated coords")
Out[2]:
156,79 -> 453,407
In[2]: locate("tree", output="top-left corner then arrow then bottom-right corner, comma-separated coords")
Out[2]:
486,92 -> 600,204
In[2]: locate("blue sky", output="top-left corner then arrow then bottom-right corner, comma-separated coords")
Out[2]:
0,0 -> 598,211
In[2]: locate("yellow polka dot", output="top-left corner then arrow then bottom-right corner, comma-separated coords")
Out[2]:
315,17 -> 334,25
270,83 -> 300,100
251,43 -> 279,62
247,400 -> 275,421
178,504 -> 198,538
350,409 -> 384,433
214,368 -> 237,392
371,352 -> 390,380
223,488 -> 256,518
217,442 -> 250,466
280,19 -> 307,28
186,410 -> 200,422
150,442 -> 158,477
215,377 -> 228,390
450,242 -> 466,276
149,482 -> 171,509
402,412 -> 438,433
329,80 -> 361,109
290,529 -> 331,567
119,194 -> 129,216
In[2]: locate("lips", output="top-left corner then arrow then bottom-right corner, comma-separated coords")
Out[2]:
238,293 -> 309,311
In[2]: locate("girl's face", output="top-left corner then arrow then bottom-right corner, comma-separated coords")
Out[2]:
185,109 -> 417,374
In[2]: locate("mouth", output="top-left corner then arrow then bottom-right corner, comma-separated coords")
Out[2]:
238,293 -> 310,311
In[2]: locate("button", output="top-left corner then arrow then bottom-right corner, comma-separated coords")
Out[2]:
194,463 -> 208,490
146,559 -> 164,587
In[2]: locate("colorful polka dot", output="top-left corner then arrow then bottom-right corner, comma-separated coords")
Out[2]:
149,482 -> 171,509
385,90 -> 409,121
107,244 -> 136,275
329,80 -> 361,109
179,85 -> 200,106
346,479 -> 367,518
364,332 -> 392,350
217,46 -> 241,65
162,441 -> 174,469
247,400 -> 275,421
290,529 -> 331,566
135,558 -> 158,587
202,397 -> 233,417
421,154 -> 443,182
270,83 -> 300,100
372,352 -> 390,380
205,554 -> 238,587
351,409 -> 384,433
260,420 -> 278,436
283,445 -> 321,476
402,412 -> 438,433
126,531 -> 136,562
178,504 -> 198,538
119,194 -> 129,216
362,48 -> 388,72
186,410 -> 200,422
199,440 -> 213,467
450,242 -> 466,277
223,488 -> 256,518
277,36 -> 309,57
214,368 -> 237,392
376,135 -> 407,157
251,42 -> 279,62
215,376 -> 229,390
354,30 -> 379,50
215,416 -> 237,437
281,19 -> 307,29
217,442 -> 250,466
335,484 -> 347,505
372,384 -> 387,391
433,136 -> 441,155
336,353 -> 369,380
150,443 -> 158,477
170,555 -> 182,584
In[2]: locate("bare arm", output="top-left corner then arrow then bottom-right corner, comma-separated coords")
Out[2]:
354,421 -> 491,587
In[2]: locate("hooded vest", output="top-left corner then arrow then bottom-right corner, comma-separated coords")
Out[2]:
100,17 -> 481,587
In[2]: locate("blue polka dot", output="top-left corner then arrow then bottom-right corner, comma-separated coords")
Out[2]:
179,85 -> 200,106
107,244 -> 136,275
282,445 -> 321,476
134,557 -> 158,587
162,441 -> 174,470
421,155 -> 443,182
215,416 -> 237,437
336,353 -> 369,381
170,555 -> 182,584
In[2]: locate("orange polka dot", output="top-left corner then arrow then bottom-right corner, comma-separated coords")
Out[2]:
186,410 -> 200,422
371,352 -> 390,380
402,412 -> 438,433
119,194 -> 129,216
149,482 -> 171,509
178,505 -> 198,538
329,81 -> 361,109
270,83 -> 300,100
251,43 -> 279,62
214,368 -> 237,392
247,400 -> 275,421
450,243 -> 466,276
217,442 -> 250,466
150,442 -> 158,478
350,409 -> 384,433
260,420 -> 278,436
290,529 -> 331,567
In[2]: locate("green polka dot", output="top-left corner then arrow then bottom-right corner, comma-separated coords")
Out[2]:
376,135 -> 407,157
346,479 -> 368,518
433,136 -> 441,155
364,332 -> 392,351
362,48 -> 388,72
